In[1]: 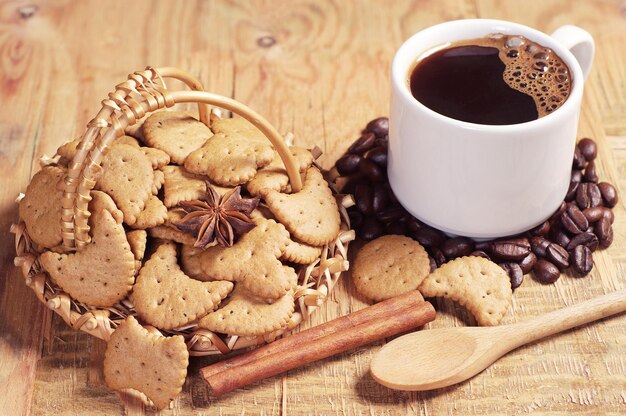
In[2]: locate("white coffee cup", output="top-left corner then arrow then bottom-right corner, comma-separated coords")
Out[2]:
389,19 -> 594,238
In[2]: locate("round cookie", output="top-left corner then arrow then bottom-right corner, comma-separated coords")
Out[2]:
352,235 -> 430,302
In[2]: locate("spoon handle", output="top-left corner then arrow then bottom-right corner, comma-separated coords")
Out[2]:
506,288 -> 626,348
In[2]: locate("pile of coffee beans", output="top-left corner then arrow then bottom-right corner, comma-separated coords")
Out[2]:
334,118 -> 618,289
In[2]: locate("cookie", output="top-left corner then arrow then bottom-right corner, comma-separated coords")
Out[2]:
262,167 -> 340,246
418,256 -> 512,326
352,235 -> 430,302
246,147 -> 314,196
161,166 -> 233,208
130,195 -> 168,229
281,237 -> 323,264
180,218 -> 297,299
198,286 -> 295,336
210,117 -> 267,140
57,135 -> 140,161
141,147 -> 170,169
94,143 -> 155,225
126,229 -> 147,272
152,169 -> 165,193
19,165 -> 65,248
184,131 -> 274,186
142,111 -> 212,165
39,191 -> 135,307
103,316 -> 188,410
131,242 -> 233,330
149,225 -> 196,246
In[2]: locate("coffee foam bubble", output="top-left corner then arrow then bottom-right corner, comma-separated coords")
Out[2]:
456,34 -> 571,117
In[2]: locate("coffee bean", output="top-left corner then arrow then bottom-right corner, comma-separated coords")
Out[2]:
359,158 -> 385,182
583,206 -> 605,223
519,252 -> 537,274
546,243 -> 569,270
474,241 -> 492,253
406,217 -> 421,233
348,132 -> 376,154
500,263 -> 524,289
365,117 -> 389,138
354,183 -> 374,215
335,153 -> 362,175
386,221 -> 408,236
411,226 -> 445,248
598,182 -> 618,208
530,236 -> 551,257
470,250 -> 491,260
573,146 -> 586,169
372,183 -> 389,213
491,238 -> 531,261
340,176 -> 362,195
376,205 -> 407,223
430,247 -> 447,266
571,245 -> 593,276
529,221 -> 550,236
561,204 -> 588,234
441,237 -> 475,259
365,146 -> 388,167
553,230 -> 571,250
375,135 -> 389,148
359,216 -> 385,241
578,138 -> 597,161
583,160 -> 598,183
565,180 -> 579,202
595,217 -> 613,247
571,169 -> 582,183
576,182 -> 602,210
533,259 -> 560,284
566,232 -> 599,252
386,183 -> 399,205
348,210 -> 363,228
428,256 -> 437,273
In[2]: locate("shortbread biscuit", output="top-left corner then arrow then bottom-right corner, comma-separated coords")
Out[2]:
180,218 -> 296,299
210,117 -> 266,140
141,147 -> 170,169
262,167 -> 340,246
126,229 -> 147,272
131,242 -> 233,329
184,132 -> 274,186
143,111 -> 212,165
419,256 -> 512,326
352,235 -> 430,302
160,166 -> 233,208
198,286 -> 295,336
95,143 -> 154,225
56,135 -> 139,160
149,225 -> 196,246
281,237 -> 323,264
19,165 -> 65,248
103,316 -> 188,410
39,191 -> 135,307
246,147 -> 314,196
130,195 -> 168,229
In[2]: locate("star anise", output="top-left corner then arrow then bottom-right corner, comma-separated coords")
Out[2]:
174,182 -> 260,248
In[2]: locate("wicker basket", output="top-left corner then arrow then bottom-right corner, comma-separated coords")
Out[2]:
12,66 -> 355,356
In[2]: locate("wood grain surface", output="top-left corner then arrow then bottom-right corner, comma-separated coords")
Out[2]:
0,0 -> 624,415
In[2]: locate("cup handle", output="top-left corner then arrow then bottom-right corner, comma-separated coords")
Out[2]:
550,25 -> 595,80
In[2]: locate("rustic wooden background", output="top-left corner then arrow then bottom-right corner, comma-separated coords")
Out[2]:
1,0 -> 625,414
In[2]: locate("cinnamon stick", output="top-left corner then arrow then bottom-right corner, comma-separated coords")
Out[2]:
201,293 -> 435,396
201,290 -> 424,379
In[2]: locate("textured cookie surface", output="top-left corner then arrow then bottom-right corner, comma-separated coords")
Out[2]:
126,229 -> 147,272
19,165 -> 65,248
246,147 -> 314,196
103,316 -> 188,410
95,143 -> 155,225
281,236 -> 323,264
130,195 -> 168,229
131,242 -> 233,329
39,191 -> 135,307
198,286 -> 295,336
262,167 -> 340,246
419,256 -> 512,326
143,111 -> 212,165
352,235 -> 430,302
180,218 -> 296,299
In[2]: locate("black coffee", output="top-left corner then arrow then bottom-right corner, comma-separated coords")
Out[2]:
409,34 -> 571,125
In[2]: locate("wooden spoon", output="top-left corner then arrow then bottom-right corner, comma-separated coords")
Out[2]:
370,289 -> 626,391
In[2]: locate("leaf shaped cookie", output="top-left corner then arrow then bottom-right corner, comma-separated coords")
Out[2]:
143,111 -> 212,165
180,218 -> 297,299
39,191 -> 135,307
246,147 -> 314,196
19,165 -> 65,248
262,167 -> 340,246
103,316 -> 188,410
131,242 -> 233,330
198,286 -> 295,336
95,143 -> 155,225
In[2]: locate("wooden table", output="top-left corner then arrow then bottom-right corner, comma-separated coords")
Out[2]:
1,1 -> 625,414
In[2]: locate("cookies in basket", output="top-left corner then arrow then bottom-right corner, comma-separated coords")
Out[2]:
12,67 -> 354,410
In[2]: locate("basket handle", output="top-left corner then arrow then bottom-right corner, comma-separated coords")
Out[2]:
61,67 -> 303,250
